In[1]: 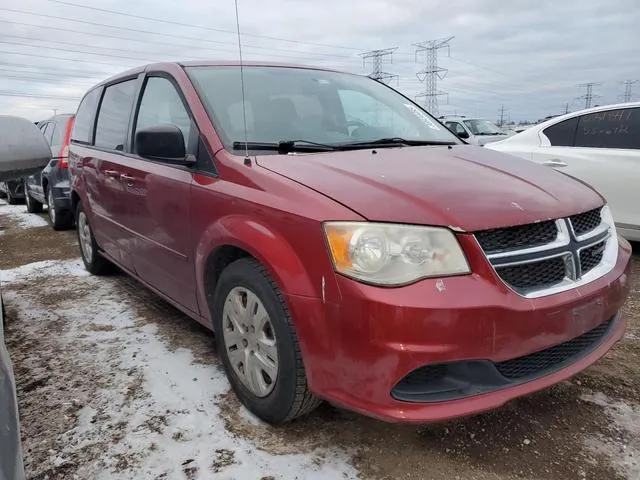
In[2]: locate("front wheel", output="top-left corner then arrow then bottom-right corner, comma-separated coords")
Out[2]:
213,258 -> 321,424
76,201 -> 111,275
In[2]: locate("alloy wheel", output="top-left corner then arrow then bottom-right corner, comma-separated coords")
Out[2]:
77,211 -> 93,262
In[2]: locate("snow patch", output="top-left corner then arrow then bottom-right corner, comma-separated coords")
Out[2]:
581,392 -> 640,479
0,201 -> 48,229
0,258 -> 89,283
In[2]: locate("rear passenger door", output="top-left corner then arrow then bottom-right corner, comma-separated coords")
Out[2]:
533,107 -> 640,231
88,78 -> 139,271
122,74 -> 198,313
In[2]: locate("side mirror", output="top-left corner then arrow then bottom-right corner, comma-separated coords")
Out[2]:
456,129 -> 470,139
0,116 -> 52,181
134,124 -> 194,165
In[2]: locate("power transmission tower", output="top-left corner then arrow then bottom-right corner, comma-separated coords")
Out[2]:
497,104 -> 508,126
360,48 -> 398,85
413,36 -> 454,116
576,82 -> 601,109
620,80 -> 638,103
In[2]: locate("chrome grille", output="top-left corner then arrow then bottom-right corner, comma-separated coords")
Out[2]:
475,220 -> 557,254
570,208 -> 602,237
475,206 -> 616,298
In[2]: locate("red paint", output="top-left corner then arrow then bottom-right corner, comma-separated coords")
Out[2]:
70,62 -> 632,423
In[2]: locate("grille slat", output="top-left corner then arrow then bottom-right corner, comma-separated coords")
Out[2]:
496,256 -> 567,294
570,208 -> 602,236
475,221 -> 557,254
495,317 -> 613,379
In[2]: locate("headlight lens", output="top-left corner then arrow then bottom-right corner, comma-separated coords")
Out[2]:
323,222 -> 470,285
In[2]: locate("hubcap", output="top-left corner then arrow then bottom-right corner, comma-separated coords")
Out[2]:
222,286 -> 278,397
78,211 -> 93,261
48,189 -> 55,223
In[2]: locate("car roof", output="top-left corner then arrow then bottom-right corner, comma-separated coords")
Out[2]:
91,60 -> 345,89
532,101 -> 640,130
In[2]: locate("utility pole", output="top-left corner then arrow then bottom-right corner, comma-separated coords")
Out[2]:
497,104 -> 507,127
53,108 -> 57,116
360,48 -> 398,85
620,80 -> 638,103
413,36 -> 454,116
576,82 -> 601,109
564,103 -> 570,114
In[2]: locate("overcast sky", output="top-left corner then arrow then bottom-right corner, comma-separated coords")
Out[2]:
0,0 -> 638,122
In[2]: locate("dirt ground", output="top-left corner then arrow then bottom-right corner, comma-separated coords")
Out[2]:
1,201 -> 638,480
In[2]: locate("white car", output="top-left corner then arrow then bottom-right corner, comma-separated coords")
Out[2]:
486,102 -> 640,241
441,116 -> 511,146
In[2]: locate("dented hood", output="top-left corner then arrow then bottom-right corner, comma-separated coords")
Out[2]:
256,145 -> 604,232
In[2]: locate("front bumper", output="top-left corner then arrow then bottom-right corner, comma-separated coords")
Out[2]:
289,237 -> 632,423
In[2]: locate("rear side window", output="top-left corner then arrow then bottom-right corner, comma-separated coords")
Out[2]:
71,88 -> 101,144
42,122 -> 54,144
542,117 -> 578,146
94,80 -> 137,151
574,108 -> 639,149
51,118 -> 68,147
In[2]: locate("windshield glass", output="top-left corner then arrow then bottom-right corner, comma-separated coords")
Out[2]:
462,119 -> 506,135
186,66 -> 459,151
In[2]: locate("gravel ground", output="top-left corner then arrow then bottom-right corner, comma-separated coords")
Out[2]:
1,199 -> 638,480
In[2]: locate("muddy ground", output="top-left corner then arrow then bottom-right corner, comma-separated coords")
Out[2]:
1,202 -> 638,480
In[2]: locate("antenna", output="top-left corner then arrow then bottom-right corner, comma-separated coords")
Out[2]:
233,0 -> 250,161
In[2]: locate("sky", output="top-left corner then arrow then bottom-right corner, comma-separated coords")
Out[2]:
0,0 -> 638,123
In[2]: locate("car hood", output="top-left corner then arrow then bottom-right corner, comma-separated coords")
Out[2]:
256,145 -> 604,232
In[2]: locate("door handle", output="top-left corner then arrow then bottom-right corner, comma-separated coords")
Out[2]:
120,174 -> 135,187
104,169 -> 120,178
542,159 -> 568,168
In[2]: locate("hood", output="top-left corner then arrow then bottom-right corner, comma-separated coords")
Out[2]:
256,145 -> 604,232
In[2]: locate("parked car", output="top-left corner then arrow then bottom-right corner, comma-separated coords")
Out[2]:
0,180 -> 25,205
486,102 -> 640,241
69,62 -> 631,425
0,114 -> 53,480
24,114 -> 76,229
441,116 -> 511,145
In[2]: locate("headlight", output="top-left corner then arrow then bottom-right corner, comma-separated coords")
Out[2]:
323,222 -> 470,286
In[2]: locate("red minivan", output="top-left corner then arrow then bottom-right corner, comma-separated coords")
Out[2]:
69,62 -> 631,425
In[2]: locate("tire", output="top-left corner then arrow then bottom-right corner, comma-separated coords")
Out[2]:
75,200 -> 111,275
25,187 -> 43,214
6,189 -> 18,205
47,187 -> 72,230
212,258 -> 321,424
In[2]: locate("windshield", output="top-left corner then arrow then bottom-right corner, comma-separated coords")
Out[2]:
186,66 -> 459,151
462,119 -> 506,135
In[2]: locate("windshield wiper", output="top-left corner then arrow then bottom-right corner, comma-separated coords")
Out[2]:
337,137 -> 456,148
232,140 -> 338,154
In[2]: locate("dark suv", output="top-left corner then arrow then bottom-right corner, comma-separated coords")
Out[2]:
69,62 -> 630,425
25,114 -> 75,229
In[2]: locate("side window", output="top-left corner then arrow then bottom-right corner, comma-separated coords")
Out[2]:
94,80 -> 137,151
450,122 -> 466,136
134,76 -> 191,146
50,118 -> 67,147
574,108 -> 639,149
71,88 -> 101,144
42,122 -> 54,144
543,117 -> 578,146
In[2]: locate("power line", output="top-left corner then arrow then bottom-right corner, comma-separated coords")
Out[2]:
576,82 -> 601,109
620,79 -> 638,103
0,91 -> 80,101
360,48 -> 398,85
46,0 -> 365,51
413,36 -> 453,116
0,8 -> 355,59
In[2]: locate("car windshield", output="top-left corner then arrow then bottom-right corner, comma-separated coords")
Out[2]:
186,66 -> 459,152
463,119 -> 506,135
